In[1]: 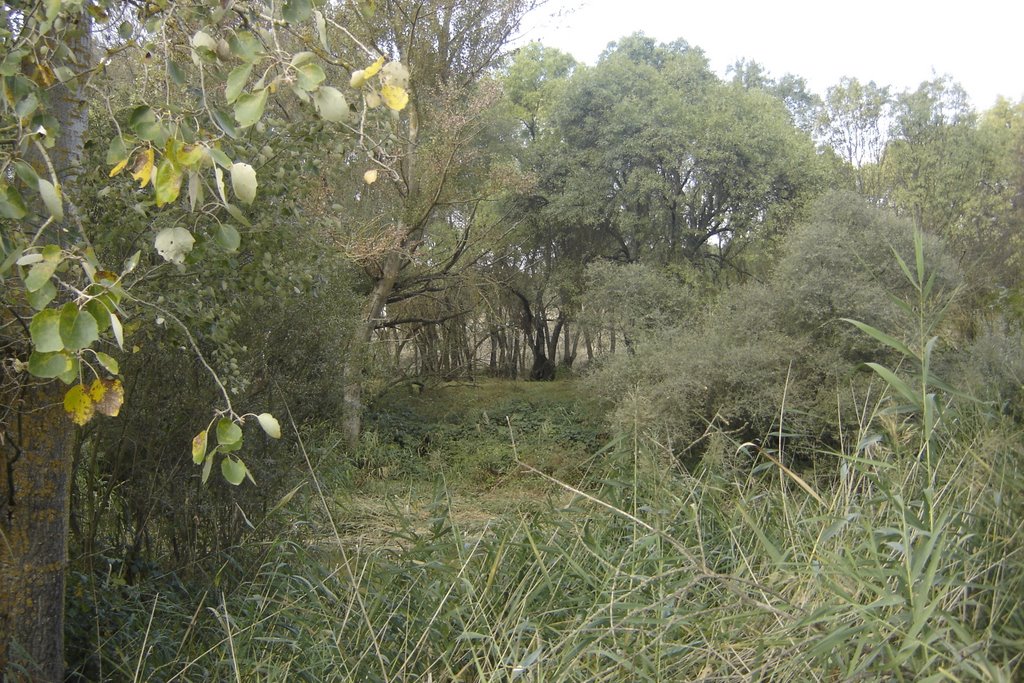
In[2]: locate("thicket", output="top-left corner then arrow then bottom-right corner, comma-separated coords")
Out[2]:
588,191 -> 969,459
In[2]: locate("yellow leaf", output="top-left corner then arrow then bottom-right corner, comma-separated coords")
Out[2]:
64,384 -> 95,426
379,84 -> 408,111
88,377 -> 107,402
109,158 -> 129,177
131,148 -> 155,188
363,56 -> 384,79
363,169 -> 378,184
91,378 -> 124,417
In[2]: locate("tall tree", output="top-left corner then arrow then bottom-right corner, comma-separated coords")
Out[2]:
815,76 -> 892,197
335,0 -> 538,449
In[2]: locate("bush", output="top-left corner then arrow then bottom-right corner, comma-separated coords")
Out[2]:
588,191 -> 963,457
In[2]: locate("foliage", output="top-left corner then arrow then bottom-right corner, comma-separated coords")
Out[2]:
588,192 -> 962,456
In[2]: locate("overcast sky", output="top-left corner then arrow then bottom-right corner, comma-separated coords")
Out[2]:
515,0 -> 1024,111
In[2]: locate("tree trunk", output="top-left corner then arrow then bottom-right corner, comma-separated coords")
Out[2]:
1,383 -> 74,682
0,11 -> 91,679
342,251 -> 404,453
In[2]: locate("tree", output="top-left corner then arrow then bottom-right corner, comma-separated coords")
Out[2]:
880,78 -> 1017,288
334,0 -> 538,449
0,0 -> 410,674
815,76 -> 892,197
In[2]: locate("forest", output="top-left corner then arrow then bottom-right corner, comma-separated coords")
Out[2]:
1,0 -> 1023,679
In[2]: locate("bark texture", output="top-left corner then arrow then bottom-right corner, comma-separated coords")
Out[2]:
0,384 -> 74,682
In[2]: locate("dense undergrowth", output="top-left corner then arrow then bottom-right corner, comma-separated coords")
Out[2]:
65,371 -> 1024,681
64,224 -> 1024,681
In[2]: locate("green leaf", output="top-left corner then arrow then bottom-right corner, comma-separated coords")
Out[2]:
95,352 -> 119,375
295,63 -> 325,91
225,63 -> 252,104
30,308 -> 63,352
154,159 -> 183,207
0,184 -> 28,219
106,136 -> 128,165
110,313 -> 124,350
228,31 -> 263,63
23,260 -> 57,292
38,179 -> 63,221
866,362 -> 919,406
209,148 -> 232,169
28,350 -> 73,378
202,450 -> 215,483
59,303 -> 100,351
842,318 -> 913,358
217,417 -> 243,449
213,223 -> 241,252
233,89 -> 268,128
188,170 -> 202,212
13,161 -> 39,189
212,108 -> 239,139
256,412 -> 281,438
289,51 -> 316,67
314,10 -> 328,50
230,162 -> 257,204
283,0 -> 311,23
26,280 -> 57,310
192,429 -> 208,464
167,60 -> 186,86
224,203 -> 252,227
314,86 -> 349,123
221,456 -> 247,485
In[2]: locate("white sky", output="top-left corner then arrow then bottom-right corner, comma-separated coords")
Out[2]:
515,0 -> 1024,111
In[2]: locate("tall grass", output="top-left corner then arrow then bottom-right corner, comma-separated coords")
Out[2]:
67,235 -> 1023,681
67,392 -> 1023,681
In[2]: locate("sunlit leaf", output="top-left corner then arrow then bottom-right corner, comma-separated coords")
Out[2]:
314,86 -> 349,123
110,313 -> 124,350
257,412 -> 282,438
234,88 -> 268,128
379,84 -> 409,111
188,170 -> 202,212
24,260 -> 57,292
228,31 -> 263,63
38,179 -> 63,221
64,384 -> 95,425
154,227 -> 195,264
296,63 -> 326,91
230,162 -> 257,204
314,10 -> 328,50
225,63 -> 252,104
221,456 -> 247,485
